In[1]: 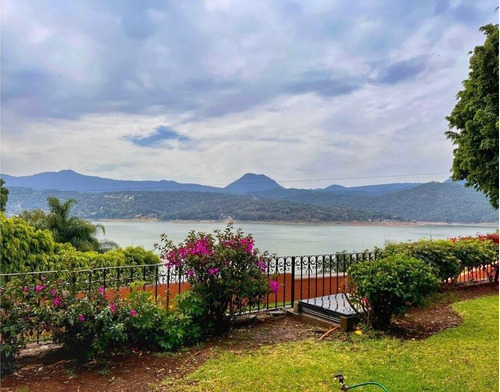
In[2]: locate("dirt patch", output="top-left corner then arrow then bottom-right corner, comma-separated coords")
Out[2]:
2,284 -> 497,392
0,315 -> 321,392
391,283 -> 498,339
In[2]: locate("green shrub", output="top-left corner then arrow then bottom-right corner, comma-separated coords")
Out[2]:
174,290 -> 204,344
383,236 -> 499,283
156,225 -> 274,335
452,238 -> 498,269
383,239 -> 461,282
124,287 -> 200,351
348,255 -> 439,329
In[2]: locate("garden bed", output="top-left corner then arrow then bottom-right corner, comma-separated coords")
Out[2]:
2,284 -> 497,392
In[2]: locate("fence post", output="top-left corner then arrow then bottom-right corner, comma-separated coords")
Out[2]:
290,257 -> 295,308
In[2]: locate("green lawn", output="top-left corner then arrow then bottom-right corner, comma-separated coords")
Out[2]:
168,294 -> 499,391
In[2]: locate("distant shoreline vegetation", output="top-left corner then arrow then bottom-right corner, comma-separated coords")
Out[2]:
6,185 -> 498,224
93,218 -> 499,227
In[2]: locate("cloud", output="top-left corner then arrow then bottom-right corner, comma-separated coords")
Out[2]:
1,0 -> 498,187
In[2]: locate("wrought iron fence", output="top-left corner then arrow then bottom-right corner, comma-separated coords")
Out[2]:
0,252 -> 379,312
2,250 -> 497,313
1,251 -> 497,344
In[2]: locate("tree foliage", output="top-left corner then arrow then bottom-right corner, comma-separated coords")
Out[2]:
19,209 -> 48,230
45,197 -> 116,252
0,179 -> 8,212
446,24 -> 499,209
0,213 -> 160,274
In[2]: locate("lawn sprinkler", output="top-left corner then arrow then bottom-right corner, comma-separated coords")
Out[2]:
333,373 -> 389,391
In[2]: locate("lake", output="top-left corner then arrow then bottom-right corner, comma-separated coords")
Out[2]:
95,221 -> 498,256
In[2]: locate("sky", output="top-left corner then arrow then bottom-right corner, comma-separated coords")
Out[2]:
1,0 -> 497,188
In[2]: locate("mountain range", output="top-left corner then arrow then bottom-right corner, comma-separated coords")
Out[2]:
1,169 -> 419,195
2,170 -> 498,223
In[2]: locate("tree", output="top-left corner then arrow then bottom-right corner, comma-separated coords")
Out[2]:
18,209 -> 48,230
0,179 -> 8,212
446,24 -> 499,209
0,214 -> 57,273
45,197 -> 117,252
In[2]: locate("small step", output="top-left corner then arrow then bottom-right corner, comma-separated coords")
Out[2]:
287,309 -> 340,330
297,294 -> 363,331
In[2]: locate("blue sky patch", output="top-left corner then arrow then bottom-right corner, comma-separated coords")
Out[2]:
128,126 -> 190,147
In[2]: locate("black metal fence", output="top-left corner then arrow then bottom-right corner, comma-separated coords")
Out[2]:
1,251 -> 498,345
2,250 -> 498,313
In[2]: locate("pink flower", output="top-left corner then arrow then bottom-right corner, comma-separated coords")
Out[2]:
178,247 -> 188,258
23,286 -> 29,292
224,239 -> 236,248
269,280 -> 280,294
257,260 -> 267,272
50,288 -> 57,296
109,303 -> 117,315
35,285 -> 46,292
53,297 -> 61,307
129,309 -> 138,317
98,287 -> 105,295
208,267 -> 220,276
78,314 -> 85,322
187,269 -> 194,277
239,238 -> 254,253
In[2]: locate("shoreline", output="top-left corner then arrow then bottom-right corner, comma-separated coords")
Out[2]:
95,218 -> 499,228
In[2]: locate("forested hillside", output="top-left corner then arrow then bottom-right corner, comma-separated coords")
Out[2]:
6,188 -> 392,222
253,182 -> 498,223
6,181 -> 497,223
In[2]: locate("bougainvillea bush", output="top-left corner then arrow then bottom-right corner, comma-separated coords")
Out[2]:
0,278 -> 202,373
156,226 -> 276,334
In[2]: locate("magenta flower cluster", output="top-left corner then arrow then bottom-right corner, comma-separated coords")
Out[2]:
269,280 -> 280,294
239,238 -> 254,253
208,267 -> 220,276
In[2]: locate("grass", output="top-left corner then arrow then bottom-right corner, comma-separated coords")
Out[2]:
168,294 -> 499,391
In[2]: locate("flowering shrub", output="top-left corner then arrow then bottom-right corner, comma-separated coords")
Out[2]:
50,289 -> 129,361
0,282 -> 34,374
156,226 -> 274,334
0,278 -> 203,372
348,255 -> 439,329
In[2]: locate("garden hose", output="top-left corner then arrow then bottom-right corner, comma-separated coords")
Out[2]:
334,374 -> 389,391
344,381 -> 389,391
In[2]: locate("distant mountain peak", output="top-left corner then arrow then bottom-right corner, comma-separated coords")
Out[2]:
223,173 -> 283,194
